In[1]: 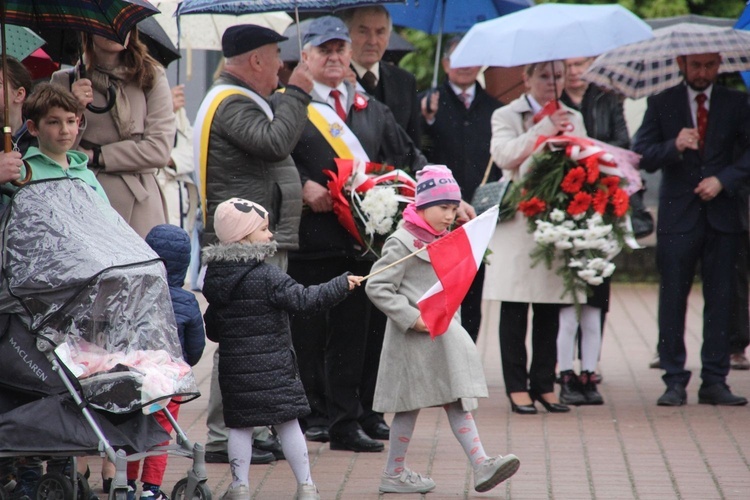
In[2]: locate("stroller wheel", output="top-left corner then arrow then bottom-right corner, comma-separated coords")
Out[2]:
35,473 -> 73,500
108,489 -> 128,500
170,478 -> 211,500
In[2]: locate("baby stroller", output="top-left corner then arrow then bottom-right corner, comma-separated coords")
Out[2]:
0,179 -> 209,500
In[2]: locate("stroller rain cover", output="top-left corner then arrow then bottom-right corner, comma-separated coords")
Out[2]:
0,179 -> 200,414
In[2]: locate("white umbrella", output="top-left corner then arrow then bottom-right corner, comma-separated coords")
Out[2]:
150,2 -> 293,51
449,3 -> 652,69
583,23 -> 750,99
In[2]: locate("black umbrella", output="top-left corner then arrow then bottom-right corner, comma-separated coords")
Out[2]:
138,17 -> 181,67
36,17 -> 180,68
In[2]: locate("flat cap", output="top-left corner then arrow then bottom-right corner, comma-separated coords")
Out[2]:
303,16 -> 351,47
222,24 -> 288,58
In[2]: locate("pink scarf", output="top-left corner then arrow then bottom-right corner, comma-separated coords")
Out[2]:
401,203 -> 448,242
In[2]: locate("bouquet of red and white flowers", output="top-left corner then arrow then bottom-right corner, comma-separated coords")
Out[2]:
511,135 -> 632,305
324,158 -> 416,258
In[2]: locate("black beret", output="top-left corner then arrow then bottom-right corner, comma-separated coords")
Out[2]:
222,24 -> 288,58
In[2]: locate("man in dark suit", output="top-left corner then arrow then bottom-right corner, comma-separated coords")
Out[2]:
288,16 -> 426,453
420,36 -> 502,342
633,52 -> 750,407
340,6 -> 422,147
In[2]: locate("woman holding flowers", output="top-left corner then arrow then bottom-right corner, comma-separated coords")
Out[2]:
485,61 -> 587,415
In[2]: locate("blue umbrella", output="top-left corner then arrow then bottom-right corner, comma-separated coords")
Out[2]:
734,1 -> 750,87
177,0 -> 405,56
387,0 -> 533,88
387,0 -> 532,35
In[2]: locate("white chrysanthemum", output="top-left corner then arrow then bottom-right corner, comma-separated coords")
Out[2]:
554,240 -> 574,250
602,263 -> 616,277
550,209 -> 566,222
359,187 -> 399,235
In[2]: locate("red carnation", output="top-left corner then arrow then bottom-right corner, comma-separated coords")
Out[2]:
518,197 -> 547,217
592,189 -> 608,214
611,188 -> 630,217
586,162 -> 600,184
601,176 -> 621,192
567,191 -> 592,216
561,166 -> 586,194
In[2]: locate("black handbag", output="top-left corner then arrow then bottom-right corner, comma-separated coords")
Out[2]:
629,183 -> 654,238
471,158 -> 514,220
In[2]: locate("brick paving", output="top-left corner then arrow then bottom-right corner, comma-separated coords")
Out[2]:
87,283 -> 750,499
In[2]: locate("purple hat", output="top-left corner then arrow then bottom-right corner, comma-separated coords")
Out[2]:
415,165 -> 462,209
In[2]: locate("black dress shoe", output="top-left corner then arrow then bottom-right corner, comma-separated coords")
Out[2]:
657,384 -> 687,406
698,383 -> 748,406
363,421 -> 390,440
304,426 -> 330,443
205,448 -> 276,464
330,429 -> 384,452
507,394 -> 537,415
255,434 -> 285,460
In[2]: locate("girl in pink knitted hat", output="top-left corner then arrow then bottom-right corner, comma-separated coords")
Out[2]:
366,165 -> 520,495
202,197 -> 362,500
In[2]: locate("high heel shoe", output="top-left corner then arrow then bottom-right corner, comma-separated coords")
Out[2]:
507,394 -> 537,415
530,390 -> 570,413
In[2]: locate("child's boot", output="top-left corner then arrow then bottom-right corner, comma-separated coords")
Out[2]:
218,484 -> 250,500
558,370 -> 586,405
295,483 -> 320,500
579,371 -> 604,405
473,454 -> 521,492
379,470 -> 436,494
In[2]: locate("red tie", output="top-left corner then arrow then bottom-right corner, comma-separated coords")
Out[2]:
696,93 -> 708,152
330,89 -> 347,121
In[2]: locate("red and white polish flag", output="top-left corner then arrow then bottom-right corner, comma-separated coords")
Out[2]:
418,206 -> 499,339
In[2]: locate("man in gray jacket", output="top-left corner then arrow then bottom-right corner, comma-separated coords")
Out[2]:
194,24 -> 313,464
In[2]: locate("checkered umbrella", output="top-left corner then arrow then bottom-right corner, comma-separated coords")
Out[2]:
583,23 -> 750,99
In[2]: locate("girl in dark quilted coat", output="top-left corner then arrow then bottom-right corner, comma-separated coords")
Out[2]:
202,198 -> 361,500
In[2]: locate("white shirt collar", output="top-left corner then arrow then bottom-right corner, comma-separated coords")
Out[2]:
449,81 -> 476,105
351,60 -> 380,83
313,80 -> 348,104
525,94 -> 544,114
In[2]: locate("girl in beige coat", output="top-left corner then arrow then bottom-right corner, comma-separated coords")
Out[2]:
485,61 -> 587,415
52,29 -> 175,238
367,166 -> 520,495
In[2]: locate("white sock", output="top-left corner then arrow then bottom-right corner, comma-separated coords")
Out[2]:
557,306 -> 579,372
444,402 -> 488,469
385,410 -> 419,476
579,305 -> 603,373
227,427 -> 253,488
275,419 -> 313,485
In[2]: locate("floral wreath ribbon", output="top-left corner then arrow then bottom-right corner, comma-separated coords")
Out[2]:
324,158 -> 416,246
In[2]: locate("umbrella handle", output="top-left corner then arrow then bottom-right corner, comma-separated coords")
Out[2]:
4,131 -> 32,185
77,63 -> 117,114
86,85 -> 117,114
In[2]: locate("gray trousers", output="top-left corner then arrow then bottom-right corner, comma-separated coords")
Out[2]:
205,250 -> 288,451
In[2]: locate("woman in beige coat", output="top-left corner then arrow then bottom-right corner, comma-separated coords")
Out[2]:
52,29 -> 175,238
485,61 -> 587,415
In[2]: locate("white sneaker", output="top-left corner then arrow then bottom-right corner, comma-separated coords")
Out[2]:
296,483 -> 320,500
473,454 -> 520,492
379,469 -> 436,494
219,484 -> 250,500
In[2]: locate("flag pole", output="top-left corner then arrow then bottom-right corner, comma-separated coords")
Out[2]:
361,246 -> 427,281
